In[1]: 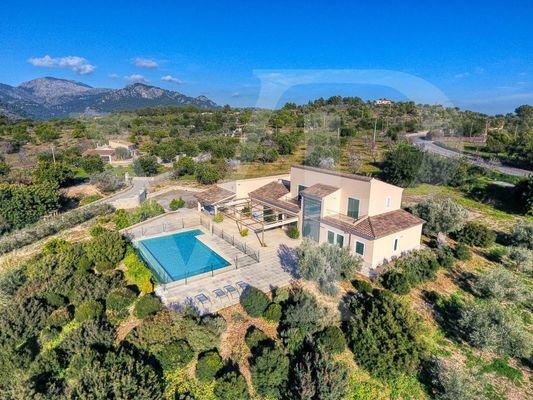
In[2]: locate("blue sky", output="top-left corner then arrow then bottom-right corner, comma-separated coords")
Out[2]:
0,0 -> 532,114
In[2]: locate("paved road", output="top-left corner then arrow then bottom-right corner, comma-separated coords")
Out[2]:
103,172 -> 174,204
410,135 -> 532,177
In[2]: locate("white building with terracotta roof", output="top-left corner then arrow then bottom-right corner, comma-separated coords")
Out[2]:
195,165 -> 424,275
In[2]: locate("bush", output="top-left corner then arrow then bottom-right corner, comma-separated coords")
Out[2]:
250,346 -> 290,398
240,286 -> 270,318
213,212 -> 224,223
352,279 -> 373,293
427,358 -> 486,400
106,287 -> 137,312
506,246 -> 533,274
134,295 -> 161,319
90,170 -> 125,193
169,197 -> 186,210
195,162 -> 221,184
124,251 -> 154,293
459,301 -> 532,358
474,268 -> 528,302
79,194 -> 103,206
214,372 -> 250,400
380,270 -> 411,295
508,221 -> 533,249
346,289 -> 427,378
156,339 -> 194,371
413,197 -> 468,237
75,300 -> 104,322
455,222 -> 496,247
239,228 -> 249,237
133,156 -> 159,177
88,224 -> 107,237
43,238 -> 70,255
315,326 -> 346,354
454,242 -> 471,261
263,302 -> 282,322
287,224 -> 300,239
245,326 -> 269,350
195,350 -> 223,382
47,307 -> 73,327
43,292 -> 67,307
95,262 -> 114,274
85,230 -> 125,266
113,200 -> 165,230
435,246 -> 456,269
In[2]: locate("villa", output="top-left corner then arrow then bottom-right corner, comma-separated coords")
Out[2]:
83,139 -> 138,165
196,165 -> 424,275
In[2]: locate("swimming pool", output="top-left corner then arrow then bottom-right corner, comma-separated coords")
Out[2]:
136,229 -> 231,283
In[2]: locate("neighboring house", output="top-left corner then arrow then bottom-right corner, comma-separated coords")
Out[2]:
375,98 -> 393,105
195,165 -> 424,275
83,139 -> 138,165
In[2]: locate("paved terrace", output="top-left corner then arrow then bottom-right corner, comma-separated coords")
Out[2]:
123,209 -> 302,314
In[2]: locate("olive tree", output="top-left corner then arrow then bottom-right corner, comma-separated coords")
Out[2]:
413,197 -> 468,237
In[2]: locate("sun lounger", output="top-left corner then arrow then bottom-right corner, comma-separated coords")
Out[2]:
235,281 -> 249,292
213,288 -> 227,300
223,285 -> 238,297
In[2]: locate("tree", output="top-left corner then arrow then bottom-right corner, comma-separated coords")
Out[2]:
413,197 -> 467,237
133,156 -> 159,177
90,170 -> 125,193
34,123 -> 59,142
84,230 -> 125,266
251,346 -> 290,398
509,221 -> 533,249
214,372 -> 250,400
240,286 -> 270,317
0,155 -> 10,176
33,160 -> 74,187
346,289 -> 427,378
382,144 -> 423,187
169,197 -> 186,210
514,176 -> 533,215
290,349 -> 349,400
173,156 -> 195,177
194,162 -> 221,184
80,155 -> 105,174
195,350 -> 223,382
455,222 -> 496,247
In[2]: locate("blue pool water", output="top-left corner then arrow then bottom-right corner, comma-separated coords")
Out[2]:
137,229 -> 230,283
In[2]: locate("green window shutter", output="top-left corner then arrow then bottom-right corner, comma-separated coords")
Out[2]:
393,238 -> 399,251
336,234 -> 344,247
355,241 -> 365,256
327,231 -> 335,244
347,198 -> 360,219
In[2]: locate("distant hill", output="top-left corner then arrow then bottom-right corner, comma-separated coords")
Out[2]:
0,77 -> 219,119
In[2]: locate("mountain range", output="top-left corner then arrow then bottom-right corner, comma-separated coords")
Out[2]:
0,77 -> 219,119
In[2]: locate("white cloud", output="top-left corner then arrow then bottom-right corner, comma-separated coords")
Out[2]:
161,75 -> 182,85
108,73 -> 119,79
28,55 -> 95,75
231,92 -> 241,98
124,74 -> 148,83
133,57 -> 159,69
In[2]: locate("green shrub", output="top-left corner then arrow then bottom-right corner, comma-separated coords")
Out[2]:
488,246 -> 507,262
84,230 -> 125,266
263,302 -> 282,322
77,256 -> 93,273
0,267 -> 26,296
506,246 -> 533,274
195,350 -> 223,382
508,221 -> 533,249
245,326 -> 269,350
459,301 -> 532,358
169,197 -> 186,210
352,279 -> 373,293
213,212 -> 224,223
346,290 -> 427,378
195,162 -> 221,185
273,287 -> 290,303
106,287 -> 137,312
435,246 -> 456,269
454,242 -> 471,261
214,372 -> 250,400
88,224 -> 107,237
124,251 -> 154,293
287,224 -> 300,239
240,286 -> 270,318
95,262 -> 114,274
315,326 -> 346,354
43,292 -> 67,307
47,307 -> 73,327
239,228 -> 249,237
43,238 -> 70,255
380,270 -> 411,295
75,300 -> 104,322
134,295 -> 161,319
474,268 -> 528,302
427,359 -> 486,400
156,339 -> 194,371
455,222 -> 496,247
250,346 -> 290,398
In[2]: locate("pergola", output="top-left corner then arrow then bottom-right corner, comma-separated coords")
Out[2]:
219,197 -> 299,246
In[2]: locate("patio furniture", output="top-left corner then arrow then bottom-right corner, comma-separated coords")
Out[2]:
213,288 -> 228,301
195,293 -> 211,308
235,281 -> 249,292
223,285 -> 238,298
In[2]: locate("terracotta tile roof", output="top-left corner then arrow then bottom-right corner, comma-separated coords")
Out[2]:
249,181 -> 300,214
84,148 -> 115,156
322,209 -> 424,239
301,183 -> 339,198
291,164 -> 372,182
195,186 -> 235,205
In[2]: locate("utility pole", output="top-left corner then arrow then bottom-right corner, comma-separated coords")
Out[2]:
51,144 -> 56,164
373,118 -> 378,146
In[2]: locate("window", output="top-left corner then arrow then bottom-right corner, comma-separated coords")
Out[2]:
336,234 -> 344,247
355,241 -> 365,256
327,231 -> 335,244
347,198 -> 360,219
302,197 -> 321,242
386,196 -> 391,209
393,238 -> 399,252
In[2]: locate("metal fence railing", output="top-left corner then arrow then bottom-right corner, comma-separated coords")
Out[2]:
124,217 -> 201,240
135,242 -> 173,284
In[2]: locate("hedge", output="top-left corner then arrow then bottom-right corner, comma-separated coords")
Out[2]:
134,295 -> 161,319
0,202 -> 114,255
240,286 -> 270,318
124,251 -> 154,293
